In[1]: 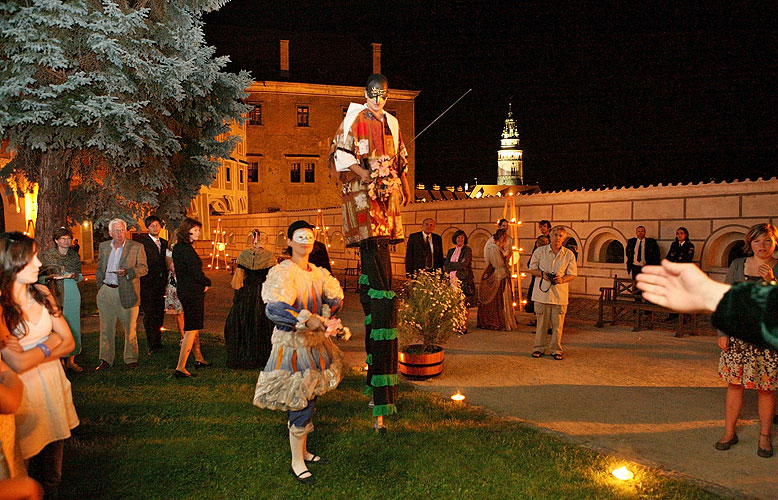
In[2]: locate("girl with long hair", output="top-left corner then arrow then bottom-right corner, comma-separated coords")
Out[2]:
0,232 -> 78,498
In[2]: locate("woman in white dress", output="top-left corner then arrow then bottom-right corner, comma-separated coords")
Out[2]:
0,232 -> 79,499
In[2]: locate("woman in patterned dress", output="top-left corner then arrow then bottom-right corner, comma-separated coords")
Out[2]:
716,223 -> 777,458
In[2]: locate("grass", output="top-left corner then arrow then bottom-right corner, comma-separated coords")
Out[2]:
61,332 -> 725,500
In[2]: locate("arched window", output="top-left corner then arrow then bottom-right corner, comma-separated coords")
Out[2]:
699,226 -> 748,271
605,241 -> 625,263
275,231 -> 287,253
584,228 -> 626,265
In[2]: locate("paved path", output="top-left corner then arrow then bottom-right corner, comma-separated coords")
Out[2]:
86,268 -> 776,499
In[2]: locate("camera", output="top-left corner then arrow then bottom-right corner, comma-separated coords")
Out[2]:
543,271 -> 558,283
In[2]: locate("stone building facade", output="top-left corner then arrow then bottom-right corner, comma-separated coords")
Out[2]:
201,177 -> 778,298
243,81 -> 418,213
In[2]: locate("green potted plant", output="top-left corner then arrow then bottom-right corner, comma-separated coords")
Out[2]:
398,269 -> 468,378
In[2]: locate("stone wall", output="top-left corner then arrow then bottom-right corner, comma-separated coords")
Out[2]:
201,177 -> 778,298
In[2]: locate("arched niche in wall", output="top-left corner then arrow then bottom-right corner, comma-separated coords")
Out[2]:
584,227 -> 626,265
330,231 -> 345,252
699,225 -> 748,272
275,231 -> 288,253
440,226 -> 461,253
468,228 -> 493,264
552,225 -> 582,265
238,197 -> 247,213
209,199 -> 227,216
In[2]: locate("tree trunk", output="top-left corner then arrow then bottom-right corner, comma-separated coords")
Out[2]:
34,151 -> 70,251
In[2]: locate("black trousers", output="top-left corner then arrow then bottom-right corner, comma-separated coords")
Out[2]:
140,279 -> 166,350
359,238 -> 398,417
28,439 -> 65,500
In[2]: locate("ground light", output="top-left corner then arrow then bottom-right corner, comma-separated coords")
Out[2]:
450,392 -> 465,402
612,466 -> 634,480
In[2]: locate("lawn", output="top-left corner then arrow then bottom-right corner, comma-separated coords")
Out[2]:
61,331 -> 725,500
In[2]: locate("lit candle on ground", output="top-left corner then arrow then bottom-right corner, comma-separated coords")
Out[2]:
612,466 -> 633,480
450,392 -> 465,402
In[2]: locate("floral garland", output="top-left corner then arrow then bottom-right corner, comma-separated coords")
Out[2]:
367,155 -> 401,201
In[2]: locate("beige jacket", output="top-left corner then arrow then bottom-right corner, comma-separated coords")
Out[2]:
96,239 -> 148,308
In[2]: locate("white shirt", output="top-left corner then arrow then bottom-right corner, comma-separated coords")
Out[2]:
632,238 -> 646,267
105,240 -> 125,285
529,245 -> 577,306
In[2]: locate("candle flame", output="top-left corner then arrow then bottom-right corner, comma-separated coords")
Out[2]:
612,467 -> 633,480
450,392 -> 465,401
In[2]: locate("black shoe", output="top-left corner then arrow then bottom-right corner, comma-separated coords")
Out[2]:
290,466 -> 315,484
304,455 -> 326,464
758,433 -> 773,458
194,361 -> 212,369
127,362 -> 139,369
715,434 -> 738,450
174,370 -> 197,378
95,360 -> 111,371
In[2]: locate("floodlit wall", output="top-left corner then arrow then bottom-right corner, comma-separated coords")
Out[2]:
202,177 -> 778,298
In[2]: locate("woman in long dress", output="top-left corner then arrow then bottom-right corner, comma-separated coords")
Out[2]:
253,220 -> 345,485
172,218 -> 211,378
477,229 -> 518,331
39,227 -> 83,372
224,229 -> 276,369
0,232 -> 78,498
444,230 -> 475,332
716,223 -> 777,458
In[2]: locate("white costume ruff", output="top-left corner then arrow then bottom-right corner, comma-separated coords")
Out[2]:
253,260 -> 345,411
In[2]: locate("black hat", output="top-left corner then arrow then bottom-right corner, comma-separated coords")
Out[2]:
287,220 -> 315,239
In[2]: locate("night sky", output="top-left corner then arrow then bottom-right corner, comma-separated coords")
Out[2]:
204,2 -> 777,192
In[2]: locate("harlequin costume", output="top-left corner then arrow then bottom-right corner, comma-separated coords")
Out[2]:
253,258 -> 345,434
333,78 -> 407,420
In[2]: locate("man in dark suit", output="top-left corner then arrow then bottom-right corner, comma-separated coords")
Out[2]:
625,225 -> 661,279
136,215 -> 168,355
95,218 -> 148,370
405,217 -> 444,276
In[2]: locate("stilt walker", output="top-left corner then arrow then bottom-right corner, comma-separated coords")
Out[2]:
331,74 -> 412,432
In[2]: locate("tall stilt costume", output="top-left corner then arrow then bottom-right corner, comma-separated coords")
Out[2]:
332,75 -> 409,422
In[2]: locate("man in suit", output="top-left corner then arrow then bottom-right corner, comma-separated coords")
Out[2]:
405,218 -> 444,276
136,215 -> 168,355
95,218 -> 148,370
625,225 -> 661,279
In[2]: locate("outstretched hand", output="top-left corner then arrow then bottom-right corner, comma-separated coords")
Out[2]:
636,260 -> 730,313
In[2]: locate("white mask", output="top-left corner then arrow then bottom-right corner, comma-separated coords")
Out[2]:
292,229 -> 315,244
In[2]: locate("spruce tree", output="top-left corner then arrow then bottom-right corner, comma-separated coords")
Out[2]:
0,0 -> 251,245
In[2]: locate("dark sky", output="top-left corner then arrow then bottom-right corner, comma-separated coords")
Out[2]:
204,2 -> 778,192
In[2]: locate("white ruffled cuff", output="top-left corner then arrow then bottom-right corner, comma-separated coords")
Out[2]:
295,309 -> 313,331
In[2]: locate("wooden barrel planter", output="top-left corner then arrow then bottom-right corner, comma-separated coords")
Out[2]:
399,345 -> 444,379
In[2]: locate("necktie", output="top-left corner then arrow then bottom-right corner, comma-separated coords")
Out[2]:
637,240 -> 642,263
424,235 -> 432,269
155,238 -> 161,253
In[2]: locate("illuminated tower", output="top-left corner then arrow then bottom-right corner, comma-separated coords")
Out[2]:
497,101 -> 523,185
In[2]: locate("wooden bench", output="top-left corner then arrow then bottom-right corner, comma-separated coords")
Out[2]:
342,263 -> 362,292
595,275 -> 697,337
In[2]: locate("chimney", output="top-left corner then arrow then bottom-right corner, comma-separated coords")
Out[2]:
372,43 -> 381,74
280,40 -> 289,78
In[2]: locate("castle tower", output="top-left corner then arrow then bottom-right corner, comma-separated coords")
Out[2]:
497,101 -> 523,185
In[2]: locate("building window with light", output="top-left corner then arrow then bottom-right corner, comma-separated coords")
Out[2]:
249,104 -> 262,125
296,105 -> 309,127
290,162 -> 301,183
248,162 -> 258,182
304,162 -> 315,183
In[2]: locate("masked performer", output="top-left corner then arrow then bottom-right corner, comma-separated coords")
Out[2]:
331,74 -> 411,432
253,221 -> 345,484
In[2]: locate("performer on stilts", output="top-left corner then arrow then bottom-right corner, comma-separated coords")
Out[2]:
332,74 -> 412,432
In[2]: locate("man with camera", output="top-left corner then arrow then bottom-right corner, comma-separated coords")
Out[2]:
527,226 -> 577,360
